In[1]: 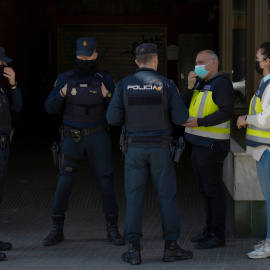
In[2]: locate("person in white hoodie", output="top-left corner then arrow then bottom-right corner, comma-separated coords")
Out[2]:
237,42 -> 270,259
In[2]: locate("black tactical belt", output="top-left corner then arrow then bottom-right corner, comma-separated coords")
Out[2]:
126,135 -> 172,147
61,123 -> 107,138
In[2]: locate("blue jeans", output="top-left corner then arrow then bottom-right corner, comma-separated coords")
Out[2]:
256,149 -> 270,239
0,146 -> 9,205
124,147 -> 180,241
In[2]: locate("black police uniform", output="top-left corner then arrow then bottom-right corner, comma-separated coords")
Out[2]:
43,37 -> 124,247
0,47 -> 22,261
107,43 -> 193,265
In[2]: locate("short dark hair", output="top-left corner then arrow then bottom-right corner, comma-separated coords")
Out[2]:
136,53 -> 157,65
259,42 -> 270,59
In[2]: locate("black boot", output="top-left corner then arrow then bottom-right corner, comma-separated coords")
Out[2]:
0,241 -> 12,251
105,214 -> 125,246
163,240 -> 193,262
121,240 -> 141,265
191,227 -> 211,242
195,233 -> 225,249
0,252 -> 6,261
43,213 -> 65,246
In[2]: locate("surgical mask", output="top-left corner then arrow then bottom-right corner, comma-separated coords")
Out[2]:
255,60 -> 264,75
194,60 -> 212,79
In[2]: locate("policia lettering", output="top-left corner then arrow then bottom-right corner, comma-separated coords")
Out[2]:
127,83 -> 163,91
246,79 -> 270,147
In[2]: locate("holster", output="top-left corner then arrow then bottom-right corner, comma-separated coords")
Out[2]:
170,137 -> 185,163
0,128 -> 15,149
51,141 -> 60,166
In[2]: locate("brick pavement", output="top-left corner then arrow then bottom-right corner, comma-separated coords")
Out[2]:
0,136 -> 268,269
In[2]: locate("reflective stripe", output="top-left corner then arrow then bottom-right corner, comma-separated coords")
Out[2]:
247,127 -> 270,138
187,86 -> 230,141
197,91 -> 208,117
250,96 -> 256,115
185,127 -> 230,139
246,133 -> 270,144
189,116 -> 230,129
246,84 -> 270,146
248,124 -> 270,132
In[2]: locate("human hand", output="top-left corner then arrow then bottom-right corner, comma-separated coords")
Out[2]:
60,84 -> 67,97
182,118 -> 198,127
101,82 -> 109,97
3,67 -> 16,85
187,71 -> 198,90
237,115 -> 248,129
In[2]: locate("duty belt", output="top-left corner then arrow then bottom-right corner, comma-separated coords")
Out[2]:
126,135 -> 172,147
61,123 -> 107,142
0,129 -> 15,149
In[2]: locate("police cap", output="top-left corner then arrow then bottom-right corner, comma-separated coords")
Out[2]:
76,37 -> 97,57
135,43 -> 158,56
0,47 -> 13,63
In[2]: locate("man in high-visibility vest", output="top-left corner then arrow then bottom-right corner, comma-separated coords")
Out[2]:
181,50 -> 234,249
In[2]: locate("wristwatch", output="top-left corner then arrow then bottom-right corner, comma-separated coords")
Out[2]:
106,92 -> 112,98
10,81 -> 17,88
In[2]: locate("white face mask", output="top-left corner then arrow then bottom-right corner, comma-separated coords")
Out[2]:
194,60 -> 212,79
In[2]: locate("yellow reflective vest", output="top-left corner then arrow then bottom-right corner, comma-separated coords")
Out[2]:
246,80 -> 270,147
185,78 -> 230,146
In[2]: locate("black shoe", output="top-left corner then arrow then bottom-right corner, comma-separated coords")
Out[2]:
191,228 -> 210,242
105,214 -> 125,246
0,252 -> 6,261
0,241 -> 12,251
43,213 -> 65,246
43,230 -> 64,246
163,240 -> 193,262
195,234 -> 225,249
121,240 -> 141,265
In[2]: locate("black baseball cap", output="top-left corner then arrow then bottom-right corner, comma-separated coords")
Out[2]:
0,47 -> 13,63
76,37 -> 97,57
135,43 -> 158,56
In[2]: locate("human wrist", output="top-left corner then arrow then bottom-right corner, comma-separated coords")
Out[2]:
9,80 -> 17,88
60,88 -> 66,97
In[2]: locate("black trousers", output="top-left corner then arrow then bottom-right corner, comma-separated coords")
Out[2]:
191,144 -> 228,239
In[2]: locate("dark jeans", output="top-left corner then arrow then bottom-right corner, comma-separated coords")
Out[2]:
124,147 -> 181,241
52,131 -> 119,214
191,144 -> 228,239
0,146 -> 9,205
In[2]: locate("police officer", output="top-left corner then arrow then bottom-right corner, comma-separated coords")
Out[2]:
43,37 -> 124,247
181,50 -> 234,249
107,43 -> 193,265
0,46 -> 22,261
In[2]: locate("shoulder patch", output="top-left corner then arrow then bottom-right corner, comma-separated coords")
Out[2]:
203,85 -> 211,90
